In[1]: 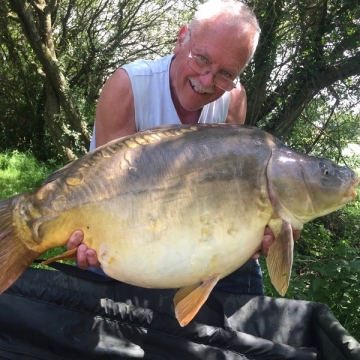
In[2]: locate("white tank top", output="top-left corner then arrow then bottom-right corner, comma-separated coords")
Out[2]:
90,55 -> 230,150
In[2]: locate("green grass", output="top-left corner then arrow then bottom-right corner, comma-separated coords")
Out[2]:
0,151 -> 70,265
0,151 -> 57,198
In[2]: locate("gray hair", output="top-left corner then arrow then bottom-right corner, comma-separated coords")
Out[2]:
185,0 -> 261,70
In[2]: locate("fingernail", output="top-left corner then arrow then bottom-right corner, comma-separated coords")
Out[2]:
265,236 -> 273,245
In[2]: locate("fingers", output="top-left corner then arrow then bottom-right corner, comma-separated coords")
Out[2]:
86,249 -> 101,268
67,230 -> 84,250
252,226 -> 301,260
293,230 -> 301,241
76,244 -> 100,269
67,230 -> 101,269
261,225 -> 275,257
251,233 -> 273,259
261,234 -> 274,257
252,226 -> 275,259
264,225 -> 274,237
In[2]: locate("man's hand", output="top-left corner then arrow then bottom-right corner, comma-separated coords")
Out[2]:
252,225 -> 301,259
67,230 -> 100,269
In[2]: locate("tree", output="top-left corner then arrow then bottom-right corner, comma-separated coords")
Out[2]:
245,0 -> 360,141
1,0 -> 196,160
0,0 -> 359,159
7,0 -> 91,160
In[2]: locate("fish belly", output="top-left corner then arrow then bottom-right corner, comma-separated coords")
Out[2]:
99,223 -> 266,288
44,179 -> 272,289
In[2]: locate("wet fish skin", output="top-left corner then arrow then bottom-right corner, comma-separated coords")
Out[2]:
0,123 -> 358,327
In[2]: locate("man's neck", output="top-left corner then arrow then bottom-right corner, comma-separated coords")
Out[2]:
170,87 -> 202,124
178,108 -> 202,124
169,56 -> 202,124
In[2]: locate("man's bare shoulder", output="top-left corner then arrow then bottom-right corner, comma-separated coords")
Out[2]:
95,69 -> 136,146
226,84 -> 247,125
102,68 -> 132,95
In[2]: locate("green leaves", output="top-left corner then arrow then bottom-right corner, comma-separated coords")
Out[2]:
261,200 -> 360,339
245,0 -> 360,139
0,1 -> 198,160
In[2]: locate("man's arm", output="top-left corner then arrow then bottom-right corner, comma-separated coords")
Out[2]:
225,83 -> 247,124
95,68 -> 137,146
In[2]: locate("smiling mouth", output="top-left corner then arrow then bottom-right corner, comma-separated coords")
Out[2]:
189,78 -> 215,95
189,80 -> 206,94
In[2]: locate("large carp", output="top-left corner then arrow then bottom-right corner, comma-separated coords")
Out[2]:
0,124 -> 358,326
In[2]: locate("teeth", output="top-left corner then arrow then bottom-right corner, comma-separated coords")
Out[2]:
189,78 -> 215,94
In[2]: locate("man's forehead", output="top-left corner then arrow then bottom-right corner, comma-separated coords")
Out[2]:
190,23 -> 251,72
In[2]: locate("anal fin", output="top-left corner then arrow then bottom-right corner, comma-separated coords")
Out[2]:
174,275 -> 220,327
41,247 -> 78,265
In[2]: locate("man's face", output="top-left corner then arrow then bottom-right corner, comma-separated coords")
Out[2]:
170,19 -> 254,112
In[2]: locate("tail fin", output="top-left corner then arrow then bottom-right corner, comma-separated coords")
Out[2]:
0,196 -> 40,294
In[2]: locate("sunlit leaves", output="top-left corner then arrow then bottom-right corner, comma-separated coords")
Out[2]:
245,0 -> 360,138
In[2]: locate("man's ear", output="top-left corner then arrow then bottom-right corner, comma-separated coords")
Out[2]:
173,25 -> 188,54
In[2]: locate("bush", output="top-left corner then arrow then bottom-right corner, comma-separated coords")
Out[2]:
261,200 -> 360,338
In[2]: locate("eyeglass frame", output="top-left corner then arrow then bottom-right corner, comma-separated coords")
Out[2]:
186,33 -> 240,92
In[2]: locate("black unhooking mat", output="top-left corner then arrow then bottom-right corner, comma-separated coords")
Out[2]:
0,267 -> 359,360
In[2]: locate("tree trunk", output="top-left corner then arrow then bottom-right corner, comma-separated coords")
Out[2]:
9,0 -> 90,160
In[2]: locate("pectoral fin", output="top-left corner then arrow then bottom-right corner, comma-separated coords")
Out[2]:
266,219 -> 294,296
174,275 -> 220,327
41,247 -> 78,265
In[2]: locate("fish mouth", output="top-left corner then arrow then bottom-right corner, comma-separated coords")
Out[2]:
345,177 -> 360,201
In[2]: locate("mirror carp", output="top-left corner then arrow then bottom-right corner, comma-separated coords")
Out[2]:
0,124 -> 358,326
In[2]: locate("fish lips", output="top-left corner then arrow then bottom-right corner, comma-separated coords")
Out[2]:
346,176 -> 359,201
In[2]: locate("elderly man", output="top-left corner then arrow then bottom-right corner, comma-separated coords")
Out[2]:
67,0 -> 272,295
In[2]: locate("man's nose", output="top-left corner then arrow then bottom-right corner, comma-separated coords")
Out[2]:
198,71 -> 216,88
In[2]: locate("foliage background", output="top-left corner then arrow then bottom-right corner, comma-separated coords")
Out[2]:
0,0 -> 359,340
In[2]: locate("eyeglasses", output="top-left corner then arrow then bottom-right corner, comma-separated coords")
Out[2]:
187,37 -> 239,92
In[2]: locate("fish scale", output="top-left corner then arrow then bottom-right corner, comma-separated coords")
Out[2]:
0,123 -> 358,327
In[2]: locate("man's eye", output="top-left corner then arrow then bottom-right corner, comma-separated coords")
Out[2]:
196,55 -> 208,65
220,70 -> 233,79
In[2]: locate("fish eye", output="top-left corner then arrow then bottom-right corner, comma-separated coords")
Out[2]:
319,162 -> 331,175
